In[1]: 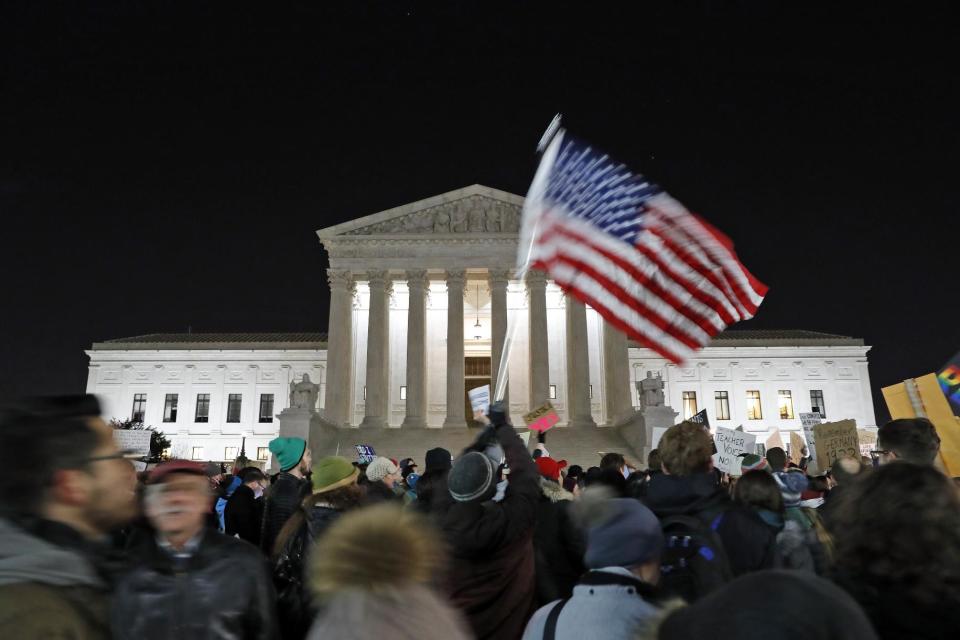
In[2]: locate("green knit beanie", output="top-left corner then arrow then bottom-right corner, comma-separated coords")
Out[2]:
268,437 -> 307,472
312,456 -> 359,494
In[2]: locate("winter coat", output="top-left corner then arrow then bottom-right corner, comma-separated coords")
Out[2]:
0,518 -> 111,639
216,476 -> 243,531
644,472 -> 773,577
273,505 -> 345,640
441,421 -> 541,640
715,506 -> 780,576
225,483 -> 264,547
533,478 -> 586,605
112,527 -> 278,640
261,471 -> 311,554
522,567 -> 662,640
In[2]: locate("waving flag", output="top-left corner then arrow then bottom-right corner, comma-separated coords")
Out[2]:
519,126 -> 768,364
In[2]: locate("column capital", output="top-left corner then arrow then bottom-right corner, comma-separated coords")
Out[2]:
445,269 -> 467,290
525,268 -> 548,291
405,270 -> 430,291
366,270 -> 393,294
327,268 -> 356,292
487,268 -> 511,290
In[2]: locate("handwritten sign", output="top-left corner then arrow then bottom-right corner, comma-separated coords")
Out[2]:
689,408 -> 711,432
712,426 -> 757,475
468,385 -> 490,419
355,444 -> 376,464
812,419 -> 859,469
790,431 -> 806,465
857,429 -> 877,457
523,402 -> 560,433
113,429 -> 152,458
799,412 -> 822,464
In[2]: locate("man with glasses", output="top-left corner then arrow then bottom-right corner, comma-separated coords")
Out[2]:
225,466 -> 267,546
0,395 -> 139,638
873,417 -> 941,467
112,459 -> 277,639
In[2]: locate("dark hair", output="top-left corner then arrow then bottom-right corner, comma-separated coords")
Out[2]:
272,484 -> 365,558
830,462 -> 960,606
878,418 -> 941,464
600,452 -> 625,470
807,475 -> 830,493
647,448 -> 662,472
240,467 -> 266,483
413,467 -> 451,515
659,421 -> 713,476
734,470 -> 784,513
583,466 -> 603,486
566,465 -> 583,479
0,398 -> 102,516
766,447 -> 787,471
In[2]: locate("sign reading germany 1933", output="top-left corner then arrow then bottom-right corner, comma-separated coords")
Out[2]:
812,419 -> 859,468
523,402 -> 560,433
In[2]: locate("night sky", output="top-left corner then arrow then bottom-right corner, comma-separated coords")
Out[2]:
2,2 -> 957,421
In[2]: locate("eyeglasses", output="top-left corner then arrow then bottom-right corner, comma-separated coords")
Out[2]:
84,449 -> 140,463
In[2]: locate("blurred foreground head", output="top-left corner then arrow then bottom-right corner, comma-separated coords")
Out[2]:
877,418 -> 940,465
0,395 -> 137,536
658,421 -> 713,476
647,570 -> 877,640
307,504 -> 470,640
144,460 -> 213,542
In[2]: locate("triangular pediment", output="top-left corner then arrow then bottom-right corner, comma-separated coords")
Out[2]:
316,184 -> 524,238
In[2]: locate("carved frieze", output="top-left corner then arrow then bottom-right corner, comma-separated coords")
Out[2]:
343,195 -> 521,236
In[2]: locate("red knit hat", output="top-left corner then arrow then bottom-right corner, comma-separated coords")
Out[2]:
535,456 -> 568,481
148,459 -> 207,484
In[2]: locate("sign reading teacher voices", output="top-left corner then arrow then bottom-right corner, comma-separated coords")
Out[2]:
712,427 -> 757,475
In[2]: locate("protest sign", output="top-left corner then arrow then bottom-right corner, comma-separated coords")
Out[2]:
938,350 -> 960,417
789,431 -> 806,465
766,429 -> 784,452
652,427 -> 669,449
883,373 -> 960,476
812,419 -> 859,469
354,444 -> 376,464
523,402 -> 560,433
113,429 -> 152,458
688,408 -> 711,432
799,412 -> 822,464
468,385 -> 490,419
712,426 -> 757,475
857,429 -> 877,457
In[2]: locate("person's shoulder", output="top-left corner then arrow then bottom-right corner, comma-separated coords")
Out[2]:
0,583 -> 107,636
521,599 -> 560,639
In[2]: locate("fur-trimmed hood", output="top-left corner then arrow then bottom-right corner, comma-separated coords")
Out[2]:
540,476 -> 575,503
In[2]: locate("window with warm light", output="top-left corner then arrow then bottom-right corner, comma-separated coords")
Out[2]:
224,446 -> 238,461
746,390 -> 763,420
682,391 -> 698,419
778,390 -> 795,419
715,391 -> 730,420
400,386 -> 407,400
257,447 -> 269,461
191,447 -> 204,460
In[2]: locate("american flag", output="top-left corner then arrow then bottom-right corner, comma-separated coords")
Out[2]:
519,128 -> 768,364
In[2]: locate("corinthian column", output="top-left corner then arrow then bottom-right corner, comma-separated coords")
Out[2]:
402,270 -> 429,428
444,269 -> 466,427
489,269 -> 511,419
602,320 -> 632,425
323,269 -> 356,427
360,271 -> 391,428
526,269 -> 550,410
565,296 -> 596,428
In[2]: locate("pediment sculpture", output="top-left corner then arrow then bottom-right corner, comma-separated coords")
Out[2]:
344,195 -> 521,235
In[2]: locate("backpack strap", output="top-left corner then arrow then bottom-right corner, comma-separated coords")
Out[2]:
543,598 -> 569,640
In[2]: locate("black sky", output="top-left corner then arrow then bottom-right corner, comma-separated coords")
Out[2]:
2,1 -> 957,421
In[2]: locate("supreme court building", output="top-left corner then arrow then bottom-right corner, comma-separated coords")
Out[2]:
85,185 -> 877,463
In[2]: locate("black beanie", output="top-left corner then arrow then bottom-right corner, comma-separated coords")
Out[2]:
448,452 -> 498,503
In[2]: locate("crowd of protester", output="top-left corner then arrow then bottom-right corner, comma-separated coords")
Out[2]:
0,394 -> 958,639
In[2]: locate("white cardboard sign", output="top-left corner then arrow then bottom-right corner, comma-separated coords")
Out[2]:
468,385 -> 490,419
799,412 -> 823,464
113,429 -> 152,458
712,426 -> 757,475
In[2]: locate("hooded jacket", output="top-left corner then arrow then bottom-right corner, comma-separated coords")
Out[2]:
533,477 -> 585,605
0,518 -> 110,638
112,527 -> 278,640
441,421 -> 541,640
225,483 -> 263,547
261,471 -> 311,554
523,568 -> 662,640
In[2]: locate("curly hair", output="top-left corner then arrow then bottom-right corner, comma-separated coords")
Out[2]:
658,421 -> 713,476
830,462 -> 960,606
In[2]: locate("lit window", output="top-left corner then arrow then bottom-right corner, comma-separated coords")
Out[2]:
810,390 -> 826,418
549,384 -> 557,400
162,394 -> 178,423
224,446 -> 238,461
682,391 -> 698,419
746,390 -> 763,420
257,447 -> 269,461
191,446 -> 204,460
588,385 -> 593,399
778,390 -> 795,420
226,394 -> 242,423
195,394 -> 210,423
131,393 -> 147,423
259,394 -> 274,423
715,391 -> 730,420
400,386 -> 407,400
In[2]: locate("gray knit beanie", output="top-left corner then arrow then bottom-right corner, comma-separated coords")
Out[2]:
584,498 -> 663,569
447,452 -> 498,503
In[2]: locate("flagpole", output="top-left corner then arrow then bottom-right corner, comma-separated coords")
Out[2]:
492,115 -> 563,404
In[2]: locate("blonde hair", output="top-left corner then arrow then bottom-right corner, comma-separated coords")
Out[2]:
658,421 -> 714,476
